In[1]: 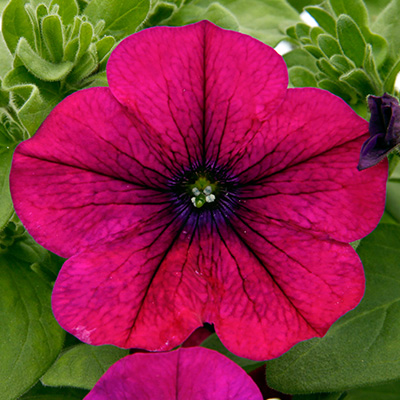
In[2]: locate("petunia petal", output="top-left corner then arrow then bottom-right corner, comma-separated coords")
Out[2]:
84,347 -> 263,400
53,204 -> 363,360
10,87 -> 173,257
233,88 -> 388,242
107,21 -> 288,167
52,211 -> 208,350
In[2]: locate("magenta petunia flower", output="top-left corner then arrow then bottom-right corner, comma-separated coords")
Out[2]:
10,21 -> 387,360
84,347 -> 263,399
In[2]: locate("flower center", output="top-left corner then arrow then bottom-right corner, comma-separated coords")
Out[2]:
168,164 -> 239,217
189,177 -> 217,208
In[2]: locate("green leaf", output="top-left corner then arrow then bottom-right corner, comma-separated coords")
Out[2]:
363,44 -> 383,92
84,0 -> 150,39
310,26 -> 325,44
384,57 -> 400,92
284,48 -> 318,72
329,0 -> 369,30
50,0 -> 79,25
318,34 -> 342,58
168,0 -> 301,47
16,37 -> 74,81
286,0 -> 321,13
3,66 -> 62,134
20,381 -> 89,400
286,25 -> 297,39
305,6 -> 337,36
0,33 -> 13,79
0,233 -> 65,400
144,1 -> 178,26
293,393 -> 343,400
197,2 -> 240,30
340,68 -> 376,97
41,15 -> 64,63
0,144 -> 16,230
318,78 -> 357,104
200,333 -> 264,373
295,22 -> 311,39
289,66 -> 318,87
1,0 -> 35,54
303,44 -> 325,59
41,344 -> 128,390
345,379 -> 400,399
64,38 -> 79,62
300,380 -> 400,400
372,0 -> 400,65
329,54 -> 354,73
76,21 -> 93,61
0,86 -> 9,108
365,0 -> 391,23
337,15 -> 366,68
317,58 -> 342,79
67,50 -> 98,84
387,172 -> 400,223
95,35 -> 115,63
265,224 -> 400,394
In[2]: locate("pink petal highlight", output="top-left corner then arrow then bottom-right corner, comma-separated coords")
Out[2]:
84,348 -> 263,400
234,88 -> 388,242
108,21 -> 288,166
10,87 -> 172,257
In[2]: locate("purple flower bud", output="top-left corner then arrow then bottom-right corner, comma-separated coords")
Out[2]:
358,93 -> 400,170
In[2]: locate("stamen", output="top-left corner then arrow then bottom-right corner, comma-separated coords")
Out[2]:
192,187 -> 201,196
203,186 -> 212,195
205,194 -> 216,203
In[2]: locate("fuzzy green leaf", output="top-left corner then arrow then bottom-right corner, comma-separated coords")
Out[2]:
1,0 -> 35,54
303,44 -> 325,58
329,0 -> 369,29
329,54 -> 354,73
340,68 -> 376,97
305,6 -> 336,36
373,0 -> 400,64
168,0 -> 300,47
95,35 -> 115,63
317,58 -> 342,79
3,66 -> 62,134
289,66 -> 318,87
318,78 -> 356,104
76,21 -> 93,61
84,0 -> 150,39
41,344 -> 128,390
0,144 -> 16,230
144,1 -> 178,26
318,34 -> 342,58
284,48 -> 318,72
41,15 -> 64,63
266,224 -> 400,394
16,37 -> 73,81
337,15 -> 366,68
310,26 -> 325,44
295,22 -> 311,39
50,0 -> 79,25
